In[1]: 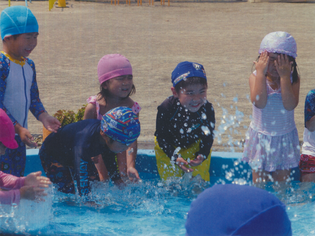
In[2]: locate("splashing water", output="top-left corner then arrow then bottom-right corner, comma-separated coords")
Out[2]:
0,185 -> 53,234
214,95 -> 245,152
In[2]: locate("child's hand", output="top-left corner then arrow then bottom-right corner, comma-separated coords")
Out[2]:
176,157 -> 194,173
39,112 -> 61,133
127,166 -> 140,182
274,54 -> 292,81
189,155 -> 205,167
24,171 -> 52,188
254,51 -> 269,76
15,124 -> 37,147
43,116 -> 61,133
20,185 -> 47,200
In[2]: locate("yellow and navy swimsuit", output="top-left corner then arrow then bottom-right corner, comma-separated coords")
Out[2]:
154,96 -> 215,181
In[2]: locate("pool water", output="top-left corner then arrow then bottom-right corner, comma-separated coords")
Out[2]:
1,175 -> 315,235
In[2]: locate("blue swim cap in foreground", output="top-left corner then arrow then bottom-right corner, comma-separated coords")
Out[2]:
101,107 -> 140,145
0,6 -> 38,40
185,184 -> 292,236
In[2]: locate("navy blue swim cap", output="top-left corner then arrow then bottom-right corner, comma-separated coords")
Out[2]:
171,61 -> 207,87
185,184 -> 292,236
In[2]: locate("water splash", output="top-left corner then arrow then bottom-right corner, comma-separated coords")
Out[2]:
0,185 -> 53,234
214,95 -> 245,152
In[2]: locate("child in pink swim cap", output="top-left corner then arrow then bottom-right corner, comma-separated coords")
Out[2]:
242,31 -> 300,183
0,108 -> 51,204
84,54 -> 141,182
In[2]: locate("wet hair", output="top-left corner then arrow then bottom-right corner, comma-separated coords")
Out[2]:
97,78 -> 136,103
174,77 -> 208,93
252,54 -> 300,84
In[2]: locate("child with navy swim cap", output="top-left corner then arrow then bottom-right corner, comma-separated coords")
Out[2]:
39,107 -> 140,197
0,6 -> 60,177
154,61 -> 215,181
185,184 -> 292,236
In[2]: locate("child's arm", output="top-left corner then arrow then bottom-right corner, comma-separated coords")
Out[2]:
275,54 -> 300,111
191,103 -> 215,166
84,102 -> 108,180
28,62 -> 60,132
249,51 -> 269,109
83,103 -> 97,120
28,63 -> 47,120
126,140 -> 140,181
0,171 -> 25,189
304,90 -> 315,132
155,105 -> 176,159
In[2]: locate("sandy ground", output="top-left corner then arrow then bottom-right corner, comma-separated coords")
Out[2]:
1,0 -> 315,151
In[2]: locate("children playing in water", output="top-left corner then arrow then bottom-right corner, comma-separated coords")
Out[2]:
242,31 -> 300,183
299,90 -> 315,182
39,107 -> 140,197
0,109 -> 51,204
0,6 -> 60,177
154,61 -> 215,181
84,54 -> 141,181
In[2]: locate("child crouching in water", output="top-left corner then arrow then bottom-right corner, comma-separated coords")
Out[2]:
0,109 -> 51,204
39,107 -> 140,197
84,54 -> 141,181
154,61 -> 215,181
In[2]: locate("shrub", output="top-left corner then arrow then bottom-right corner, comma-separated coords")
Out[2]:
54,104 -> 87,126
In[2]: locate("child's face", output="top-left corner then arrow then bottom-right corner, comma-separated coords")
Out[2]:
101,131 -> 129,153
107,140 -> 129,153
0,142 -> 6,156
5,32 -> 38,60
172,84 -> 207,112
267,53 -> 280,78
102,75 -> 133,98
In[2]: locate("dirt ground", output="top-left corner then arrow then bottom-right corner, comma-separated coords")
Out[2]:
1,0 -> 315,151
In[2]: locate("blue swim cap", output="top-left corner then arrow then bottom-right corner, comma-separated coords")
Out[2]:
171,61 -> 207,87
0,6 -> 38,40
101,107 -> 140,146
185,184 -> 292,236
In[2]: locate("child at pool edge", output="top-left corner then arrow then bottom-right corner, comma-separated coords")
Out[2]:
242,31 -> 300,183
0,108 -> 51,205
84,54 -> 141,182
299,90 -> 315,182
39,106 -> 140,197
154,61 -> 215,181
0,6 -> 60,177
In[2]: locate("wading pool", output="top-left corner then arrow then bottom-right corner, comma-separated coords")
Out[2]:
0,149 -> 314,236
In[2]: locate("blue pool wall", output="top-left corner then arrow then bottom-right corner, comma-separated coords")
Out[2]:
25,149 -> 301,184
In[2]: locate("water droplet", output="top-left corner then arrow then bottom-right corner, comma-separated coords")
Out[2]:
201,126 -> 210,136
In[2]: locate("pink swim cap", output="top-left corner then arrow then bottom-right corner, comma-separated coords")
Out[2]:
97,54 -> 133,85
0,109 -> 18,149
